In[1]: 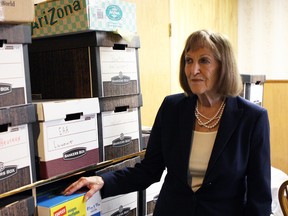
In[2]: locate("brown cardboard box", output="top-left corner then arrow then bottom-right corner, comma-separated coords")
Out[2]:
31,0 -> 136,38
0,0 -> 34,23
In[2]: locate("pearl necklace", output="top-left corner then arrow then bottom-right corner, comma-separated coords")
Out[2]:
195,99 -> 226,129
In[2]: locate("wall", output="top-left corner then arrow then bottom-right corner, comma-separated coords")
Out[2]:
263,81 -> 288,174
125,0 -> 171,127
170,0 -> 238,94
238,0 -> 288,79
238,0 -> 288,173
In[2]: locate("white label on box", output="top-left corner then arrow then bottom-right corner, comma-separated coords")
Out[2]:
0,124 -> 31,168
39,114 -> 99,161
102,108 -> 139,146
101,192 -> 137,216
86,191 -> 102,216
99,47 -> 138,83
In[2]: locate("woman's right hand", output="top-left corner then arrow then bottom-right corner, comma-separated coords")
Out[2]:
63,176 -> 104,201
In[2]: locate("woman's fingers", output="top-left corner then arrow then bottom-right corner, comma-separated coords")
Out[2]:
63,176 -> 104,202
63,177 -> 86,195
84,176 -> 104,201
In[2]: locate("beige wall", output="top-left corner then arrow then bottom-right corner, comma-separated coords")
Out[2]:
125,0 -> 171,127
170,0 -> 238,94
264,81 -> 288,174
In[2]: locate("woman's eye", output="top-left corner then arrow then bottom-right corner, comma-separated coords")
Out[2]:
200,58 -> 210,64
185,58 -> 192,64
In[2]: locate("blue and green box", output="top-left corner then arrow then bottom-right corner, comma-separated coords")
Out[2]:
32,0 -> 136,38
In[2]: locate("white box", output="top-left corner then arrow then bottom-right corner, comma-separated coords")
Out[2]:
34,98 -> 100,179
0,44 -> 28,107
101,192 -> 138,216
0,104 -> 35,193
100,107 -> 141,161
99,47 -> 140,97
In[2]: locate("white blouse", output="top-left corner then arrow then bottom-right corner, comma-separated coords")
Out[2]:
189,130 -> 217,191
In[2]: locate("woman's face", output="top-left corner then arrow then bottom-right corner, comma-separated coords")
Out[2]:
184,47 -> 220,97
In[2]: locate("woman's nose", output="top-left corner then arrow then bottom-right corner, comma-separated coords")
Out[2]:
191,63 -> 200,76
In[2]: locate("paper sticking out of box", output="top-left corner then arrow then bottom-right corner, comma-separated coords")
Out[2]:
0,0 -> 35,23
32,0 -> 137,38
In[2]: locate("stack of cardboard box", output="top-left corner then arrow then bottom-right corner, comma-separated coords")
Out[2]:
0,0 -> 36,215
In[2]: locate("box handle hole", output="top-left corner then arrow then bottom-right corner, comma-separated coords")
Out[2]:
65,112 -> 83,121
0,40 -> 7,48
115,106 -> 129,113
113,44 -> 127,50
0,124 -> 9,133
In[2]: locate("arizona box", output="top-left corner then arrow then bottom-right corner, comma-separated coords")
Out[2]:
0,0 -> 34,23
32,0 -> 136,38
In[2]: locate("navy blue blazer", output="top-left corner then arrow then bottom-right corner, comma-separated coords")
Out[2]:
100,93 -> 272,216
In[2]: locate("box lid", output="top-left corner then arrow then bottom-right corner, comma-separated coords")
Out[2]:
241,74 -> 266,84
99,94 -> 142,112
35,98 -> 100,121
0,24 -> 32,44
0,103 -> 36,126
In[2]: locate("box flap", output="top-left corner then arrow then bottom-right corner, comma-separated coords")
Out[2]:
35,98 -> 100,121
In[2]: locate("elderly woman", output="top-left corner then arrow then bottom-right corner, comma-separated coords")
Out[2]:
64,30 -> 272,216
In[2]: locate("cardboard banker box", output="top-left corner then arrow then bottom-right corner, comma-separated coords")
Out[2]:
0,44 -> 29,107
0,104 -> 36,194
0,0 -> 34,23
32,0 -> 136,38
34,98 -> 100,179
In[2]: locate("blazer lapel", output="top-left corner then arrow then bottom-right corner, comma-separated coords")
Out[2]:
204,97 -> 244,179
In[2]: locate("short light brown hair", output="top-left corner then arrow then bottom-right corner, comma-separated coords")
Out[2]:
179,29 -> 243,97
